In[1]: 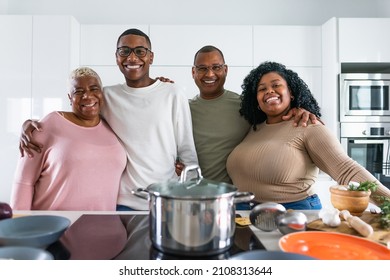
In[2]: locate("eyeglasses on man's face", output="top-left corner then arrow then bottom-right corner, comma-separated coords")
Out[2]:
116,46 -> 151,58
194,64 -> 226,74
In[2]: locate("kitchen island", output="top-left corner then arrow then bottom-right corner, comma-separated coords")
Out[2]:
5,209 -> 388,280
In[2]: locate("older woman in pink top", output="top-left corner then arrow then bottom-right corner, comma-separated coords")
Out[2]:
11,67 -> 126,210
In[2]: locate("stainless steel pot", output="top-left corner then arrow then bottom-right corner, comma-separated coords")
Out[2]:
141,165 -> 254,256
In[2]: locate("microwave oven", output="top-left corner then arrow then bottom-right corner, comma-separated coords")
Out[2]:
340,73 -> 390,122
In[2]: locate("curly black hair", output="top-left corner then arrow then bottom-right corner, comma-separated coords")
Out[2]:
240,61 -> 321,130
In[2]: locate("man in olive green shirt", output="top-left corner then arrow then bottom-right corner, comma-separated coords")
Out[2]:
189,46 -> 250,183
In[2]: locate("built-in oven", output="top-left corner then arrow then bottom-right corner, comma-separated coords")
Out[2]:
340,73 -> 390,122
340,122 -> 390,188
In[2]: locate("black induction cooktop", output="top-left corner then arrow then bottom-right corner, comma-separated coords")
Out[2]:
47,214 -> 265,260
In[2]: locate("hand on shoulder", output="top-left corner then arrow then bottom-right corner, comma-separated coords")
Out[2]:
282,108 -> 323,127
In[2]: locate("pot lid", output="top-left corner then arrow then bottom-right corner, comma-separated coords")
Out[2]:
146,165 -> 237,199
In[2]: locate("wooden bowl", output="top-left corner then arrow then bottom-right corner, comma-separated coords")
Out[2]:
329,186 -> 371,216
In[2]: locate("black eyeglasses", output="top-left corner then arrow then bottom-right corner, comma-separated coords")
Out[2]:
194,64 -> 226,74
116,46 -> 151,58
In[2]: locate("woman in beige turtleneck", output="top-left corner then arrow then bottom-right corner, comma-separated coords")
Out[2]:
227,61 -> 390,210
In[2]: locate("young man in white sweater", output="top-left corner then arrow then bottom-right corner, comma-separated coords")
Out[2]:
20,29 -> 198,211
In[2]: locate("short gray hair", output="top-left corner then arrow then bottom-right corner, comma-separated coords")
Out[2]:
68,67 -> 102,90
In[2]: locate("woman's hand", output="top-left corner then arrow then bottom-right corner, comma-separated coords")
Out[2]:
282,108 -> 322,127
175,159 -> 185,176
19,119 -> 43,158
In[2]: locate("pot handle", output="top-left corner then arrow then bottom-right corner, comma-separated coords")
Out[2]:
233,192 -> 255,204
131,188 -> 149,200
179,164 -> 203,183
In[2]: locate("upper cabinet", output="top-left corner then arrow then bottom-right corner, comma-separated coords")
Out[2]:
0,15 -> 33,142
31,16 -> 80,119
0,15 -> 80,129
150,25 -> 253,67
339,18 -> 390,63
0,15 -> 32,205
253,25 -> 322,67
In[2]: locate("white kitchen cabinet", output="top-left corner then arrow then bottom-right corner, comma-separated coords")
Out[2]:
339,18 -> 390,63
150,25 -> 253,67
0,15 -> 33,204
0,15 -> 80,204
289,67 -> 322,108
253,25 -> 322,67
321,18 -> 339,137
221,66 -> 253,97
31,16 -> 80,119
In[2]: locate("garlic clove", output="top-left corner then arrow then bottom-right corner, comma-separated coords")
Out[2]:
348,181 -> 360,190
319,207 -> 341,227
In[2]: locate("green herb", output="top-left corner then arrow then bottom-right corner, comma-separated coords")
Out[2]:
348,181 -> 378,192
374,195 -> 390,229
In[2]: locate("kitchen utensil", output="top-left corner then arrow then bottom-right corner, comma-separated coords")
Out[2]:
330,185 -> 370,216
0,215 -> 70,248
0,246 -> 54,260
228,249 -> 316,260
279,231 -> 390,260
142,164 -> 254,256
249,202 -> 286,232
339,209 -> 374,237
276,211 -> 307,235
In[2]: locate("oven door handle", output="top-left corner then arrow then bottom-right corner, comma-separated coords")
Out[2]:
351,139 -> 389,144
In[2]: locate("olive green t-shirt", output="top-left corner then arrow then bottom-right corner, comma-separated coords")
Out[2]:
189,90 -> 251,183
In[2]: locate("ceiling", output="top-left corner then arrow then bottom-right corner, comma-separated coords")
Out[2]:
1,0 -> 390,25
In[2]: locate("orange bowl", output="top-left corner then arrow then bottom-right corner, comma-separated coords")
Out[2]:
329,186 -> 370,216
279,231 -> 390,260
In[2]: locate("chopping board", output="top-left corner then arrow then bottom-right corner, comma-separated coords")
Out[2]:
307,212 -> 390,247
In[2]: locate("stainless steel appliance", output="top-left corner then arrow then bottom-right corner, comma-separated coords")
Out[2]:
144,165 -> 254,256
340,73 -> 390,122
340,122 -> 390,188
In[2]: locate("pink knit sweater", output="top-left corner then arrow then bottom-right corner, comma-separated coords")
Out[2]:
11,112 -> 126,210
